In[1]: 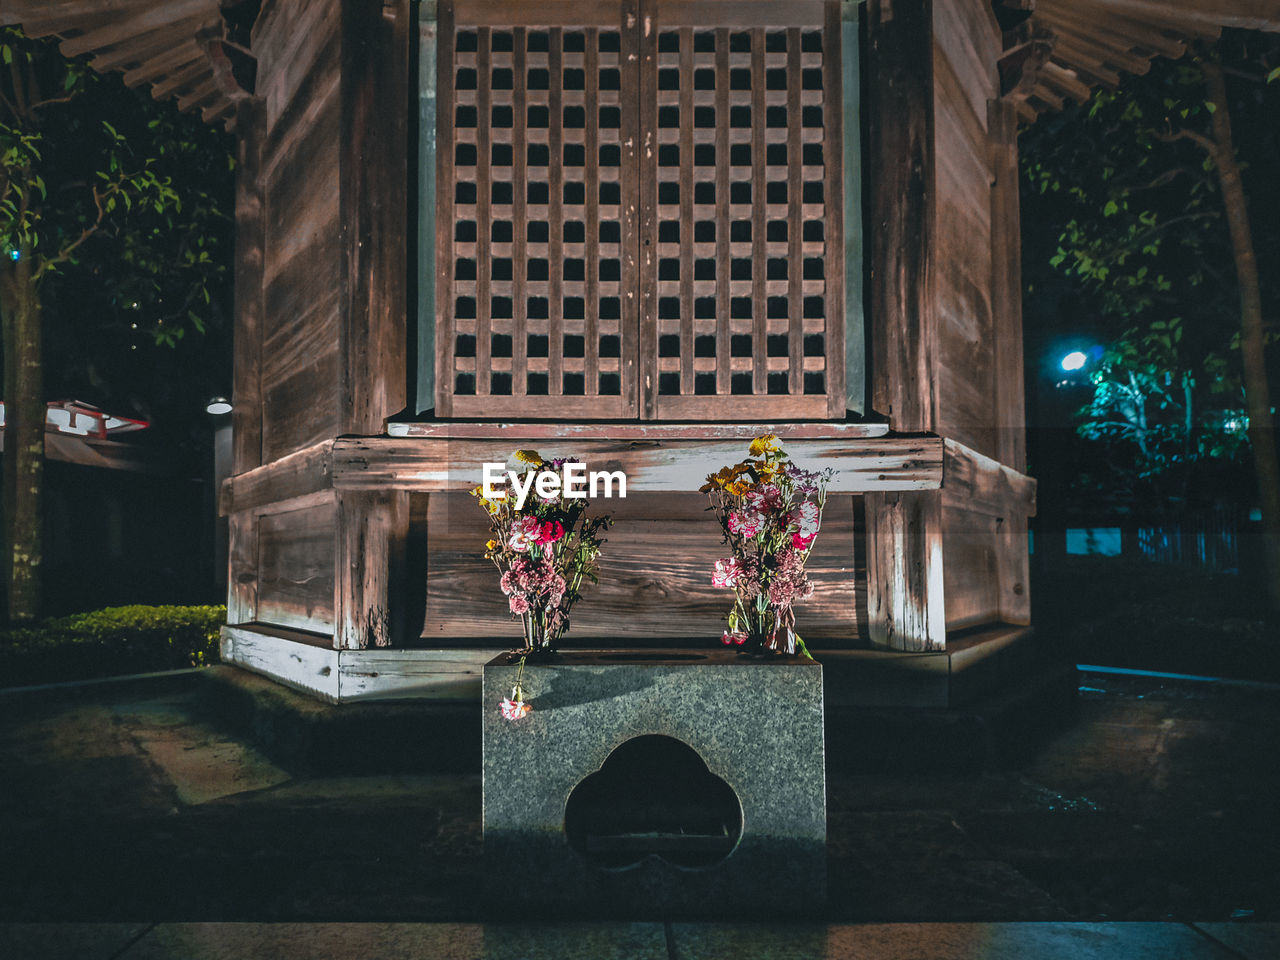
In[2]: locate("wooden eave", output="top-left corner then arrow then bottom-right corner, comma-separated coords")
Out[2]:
1003,0 -> 1280,123
2,0 -> 248,130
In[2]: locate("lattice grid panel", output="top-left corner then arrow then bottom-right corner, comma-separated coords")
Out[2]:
646,19 -> 840,418
437,1 -> 842,421
441,5 -> 638,418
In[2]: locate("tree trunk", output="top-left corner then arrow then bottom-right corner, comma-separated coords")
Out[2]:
1203,58 -> 1280,611
0,245 -> 44,622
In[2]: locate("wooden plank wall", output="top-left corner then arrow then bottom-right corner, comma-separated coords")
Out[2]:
254,493 -> 338,634
419,492 -> 867,644
931,0 -> 1000,461
252,0 -> 344,463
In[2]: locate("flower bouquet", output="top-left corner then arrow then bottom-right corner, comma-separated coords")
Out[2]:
472,449 -> 612,662
701,435 -> 834,658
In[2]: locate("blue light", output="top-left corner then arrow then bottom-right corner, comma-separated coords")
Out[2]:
7,249 -> 18,262
1061,350 -> 1087,372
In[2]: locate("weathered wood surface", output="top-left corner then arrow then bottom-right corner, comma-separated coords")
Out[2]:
931,0 -> 999,461
220,439 -> 334,516
865,489 -> 946,651
334,489 -> 410,650
941,439 -> 1034,628
232,97 -> 266,475
221,624 -> 341,702
422,491 -> 863,642
226,511 -> 258,625
942,440 -> 1036,519
866,0 -> 936,433
255,0 -> 343,462
389,421 -> 889,439
988,99 -> 1028,474
331,435 -> 944,493
255,496 -> 337,634
338,647 -> 501,701
340,0 -> 409,434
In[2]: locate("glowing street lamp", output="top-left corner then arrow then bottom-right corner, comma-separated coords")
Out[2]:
1060,350 -> 1088,372
205,396 -> 232,416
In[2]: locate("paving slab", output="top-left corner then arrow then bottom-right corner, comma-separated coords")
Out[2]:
117,922 -> 668,960
1192,923 -> 1280,960
669,922 -> 1239,959
0,922 -> 152,960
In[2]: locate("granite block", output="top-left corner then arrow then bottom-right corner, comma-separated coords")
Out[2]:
482,650 -> 826,917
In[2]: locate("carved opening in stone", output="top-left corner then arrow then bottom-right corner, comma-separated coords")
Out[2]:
564,734 -> 742,870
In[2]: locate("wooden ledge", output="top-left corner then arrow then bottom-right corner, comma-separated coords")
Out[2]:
220,426 -> 943,515
386,421 -> 891,440
331,433 -> 943,494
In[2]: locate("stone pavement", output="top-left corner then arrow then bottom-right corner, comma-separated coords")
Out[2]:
1,921 -> 1278,959
2,668 -> 1279,941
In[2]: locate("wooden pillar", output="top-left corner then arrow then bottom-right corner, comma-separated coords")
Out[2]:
227,510 -> 258,625
865,0 -> 936,432
231,96 -> 265,474
339,0 -> 410,434
865,490 -> 946,651
335,490 -> 410,650
989,98 -> 1027,474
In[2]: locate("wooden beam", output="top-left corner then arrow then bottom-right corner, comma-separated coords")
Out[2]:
122,44 -> 203,87
987,100 -> 1028,474
151,55 -> 210,101
231,97 -> 266,475
865,0 -> 937,432
334,489 -> 410,650
226,511 -> 258,624
1040,61 -> 1092,103
90,18 -> 209,72
328,434 -> 945,494
339,0 -> 410,435
1078,0 -> 1278,33
942,439 -> 1036,519
865,490 -> 946,651
1035,6 -> 1187,59
220,439 -> 333,516
53,0 -> 216,58
176,76 -> 221,112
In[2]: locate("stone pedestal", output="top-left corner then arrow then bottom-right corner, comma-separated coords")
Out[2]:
482,650 -> 826,918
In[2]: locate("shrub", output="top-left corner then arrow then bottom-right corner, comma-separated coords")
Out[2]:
0,604 -> 225,687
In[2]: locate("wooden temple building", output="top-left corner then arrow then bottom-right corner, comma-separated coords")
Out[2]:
7,0 -> 1278,706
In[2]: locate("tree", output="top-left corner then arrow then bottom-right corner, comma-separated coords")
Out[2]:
1076,317 -> 1250,511
1,27 -> 233,622
1021,32 -> 1280,606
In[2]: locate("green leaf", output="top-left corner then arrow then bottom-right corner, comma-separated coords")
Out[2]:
1269,65 -> 1280,83
1103,200 -> 1119,216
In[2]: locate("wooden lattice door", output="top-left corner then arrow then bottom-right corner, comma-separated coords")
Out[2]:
435,0 -> 845,420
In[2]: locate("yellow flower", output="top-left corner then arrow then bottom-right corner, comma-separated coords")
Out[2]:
725,480 -> 750,496
749,434 -> 779,457
485,539 -> 499,551
514,449 -> 544,466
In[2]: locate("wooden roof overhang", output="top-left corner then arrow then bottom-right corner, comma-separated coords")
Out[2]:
1,0 -> 259,130
6,2 -> 1279,134
1002,0 -> 1280,123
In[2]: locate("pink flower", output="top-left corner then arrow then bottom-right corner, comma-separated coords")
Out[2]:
508,515 -> 543,552
745,484 -> 782,512
535,520 -> 565,545
728,510 -> 765,537
792,531 -> 816,551
712,558 -> 742,588
789,500 -> 821,537
499,697 -> 531,720
721,630 -> 748,647
509,594 -> 531,614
